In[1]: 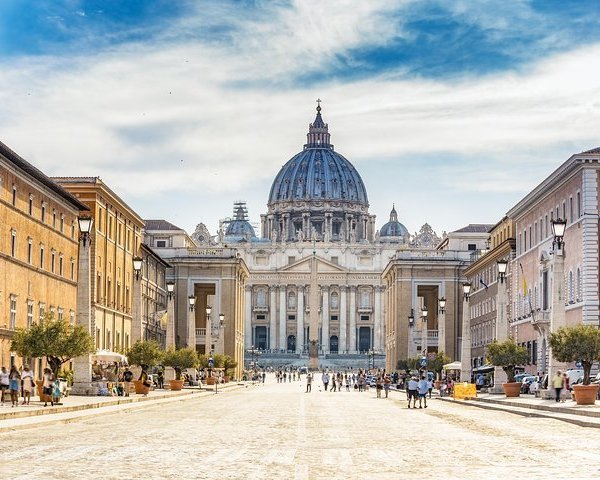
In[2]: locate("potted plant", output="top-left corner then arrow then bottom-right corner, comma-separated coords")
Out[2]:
11,315 -> 95,402
549,325 -> 600,405
126,340 -> 163,394
222,355 -> 238,382
162,347 -> 198,390
487,338 -> 529,397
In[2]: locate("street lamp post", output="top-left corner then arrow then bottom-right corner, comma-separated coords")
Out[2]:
547,218 -> 567,388
460,282 -> 472,382
165,281 -> 175,348
491,258 -> 510,392
421,304 -> 428,357
131,256 -> 143,344
187,295 -> 196,348
72,216 -> 94,394
205,305 -> 212,356
408,308 -> 415,357
438,297 -> 446,356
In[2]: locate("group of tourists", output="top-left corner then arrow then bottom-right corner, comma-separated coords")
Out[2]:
551,370 -> 571,402
405,375 -> 433,408
0,365 -> 59,407
275,369 -> 301,383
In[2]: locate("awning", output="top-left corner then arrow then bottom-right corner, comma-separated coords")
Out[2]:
93,349 -> 128,364
473,364 -> 495,373
443,361 -> 462,370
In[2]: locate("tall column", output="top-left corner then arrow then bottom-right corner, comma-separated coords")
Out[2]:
279,286 -> 287,351
131,272 -> 142,343
548,243 -> 567,383
349,286 -> 357,353
322,286 -> 329,354
437,309 -> 446,357
245,286 -> 252,349
188,304 -> 196,349
72,237 -> 93,394
205,300 -> 212,355
421,312 -> 428,356
340,286 -> 347,354
269,286 -> 277,351
492,273 -> 509,392
374,286 -> 383,351
296,286 -> 304,353
166,293 -> 175,348
460,295 -> 472,382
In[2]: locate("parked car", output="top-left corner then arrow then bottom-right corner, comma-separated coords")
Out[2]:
520,375 -> 537,394
565,369 -> 584,386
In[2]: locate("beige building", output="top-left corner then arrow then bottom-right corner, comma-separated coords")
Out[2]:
144,220 -> 249,379
54,177 -> 144,352
140,243 -> 170,348
0,141 -> 87,375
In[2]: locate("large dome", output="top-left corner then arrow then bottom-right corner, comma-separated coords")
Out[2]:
268,106 -> 368,206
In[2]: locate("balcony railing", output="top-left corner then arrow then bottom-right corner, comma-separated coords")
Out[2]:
195,328 -> 206,344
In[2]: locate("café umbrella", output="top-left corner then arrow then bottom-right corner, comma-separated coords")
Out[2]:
93,349 -> 128,364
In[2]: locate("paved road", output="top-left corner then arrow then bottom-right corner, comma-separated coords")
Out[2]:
3,375 -> 600,479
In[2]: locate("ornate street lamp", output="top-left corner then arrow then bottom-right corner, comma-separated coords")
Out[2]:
166,281 -> 175,300
188,295 -> 196,312
438,297 -> 446,314
462,282 -> 472,301
132,256 -> 143,280
408,308 -> 415,328
77,216 -> 93,246
497,259 -> 508,283
552,218 -> 567,250
421,304 -> 428,321
219,313 -> 225,328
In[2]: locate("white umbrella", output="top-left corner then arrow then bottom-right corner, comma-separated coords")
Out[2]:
443,361 -> 462,370
93,349 -> 128,364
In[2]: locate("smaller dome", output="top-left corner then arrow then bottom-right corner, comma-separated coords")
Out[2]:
380,205 -> 409,240
225,202 -> 256,239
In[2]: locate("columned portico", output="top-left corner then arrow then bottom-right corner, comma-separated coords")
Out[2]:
340,286 -> 347,354
279,286 -> 287,351
245,286 -> 252,349
269,286 -> 277,350
321,286 -> 330,354
296,286 -> 305,353
349,286 -> 357,354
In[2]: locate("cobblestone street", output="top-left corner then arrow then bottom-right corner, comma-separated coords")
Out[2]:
4,377 -> 600,480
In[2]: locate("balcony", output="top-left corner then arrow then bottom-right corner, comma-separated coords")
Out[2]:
412,329 -> 439,347
253,305 -> 269,313
195,328 -> 206,344
357,306 -> 373,314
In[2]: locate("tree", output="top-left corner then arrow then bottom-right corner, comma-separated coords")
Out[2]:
11,316 -> 95,377
549,324 -> 600,385
487,338 -> 529,383
429,352 -> 451,378
162,347 -> 198,380
396,357 -> 421,372
197,353 -> 210,370
222,355 -> 238,377
126,340 -> 163,378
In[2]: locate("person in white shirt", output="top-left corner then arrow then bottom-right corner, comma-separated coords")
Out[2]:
0,367 -> 9,405
21,365 -> 35,405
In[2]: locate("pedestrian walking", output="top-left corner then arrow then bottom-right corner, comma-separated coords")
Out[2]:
52,376 -> 62,405
262,371 -> 266,383
8,366 -> 20,407
330,373 -> 337,392
306,372 -> 312,393
21,365 -> 34,405
552,371 -> 564,403
427,377 -> 433,398
376,376 -> 383,398
384,374 -> 391,398
122,367 -> 133,397
417,375 -> 429,408
407,376 -> 418,408
0,366 -> 9,405
322,371 -> 330,391
561,373 -> 570,402
345,376 -> 350,391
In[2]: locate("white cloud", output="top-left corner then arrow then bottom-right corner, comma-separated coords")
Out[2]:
0,2 -> 599,235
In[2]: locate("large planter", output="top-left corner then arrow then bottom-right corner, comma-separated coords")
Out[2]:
205,376 -> 216,385
223,376 -> 231,383
169,379 -> 184,391
133,380 -> 150,395
502,382 -> 522,398
572,384 -> 599,405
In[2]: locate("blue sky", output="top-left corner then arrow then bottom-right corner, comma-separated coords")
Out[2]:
1,0 -> 600,236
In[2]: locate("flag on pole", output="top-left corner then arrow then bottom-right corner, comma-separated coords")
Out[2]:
519,263 -> 527,296
479,278 -> 489,290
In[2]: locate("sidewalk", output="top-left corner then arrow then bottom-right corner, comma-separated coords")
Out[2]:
438,392 -> 600,428
0,381 -> 247,432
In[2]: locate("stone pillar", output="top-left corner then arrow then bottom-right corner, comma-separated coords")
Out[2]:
279,286 -> 287,351
205,300 -> 212,355
166,293 -> 175,348
421,313 -> 428,356
296,286 -> 304,353
322,286 -> 329,354
548,244 -> 567,383
72,237 -> 94,395
437,309 -> 446,357
492,274 -> 509,392
374,286 -> 383,351
245,286 -> 252,349
349,287 -> 357,353
460,295 -> 472,382
269,286 -> 277,351
189,305 -> 197,350
340,286 -> 347,354
131,273 -> 142,343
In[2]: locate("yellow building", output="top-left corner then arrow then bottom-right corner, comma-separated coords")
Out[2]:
54,177 -> 144,352
0,141 -> 88,375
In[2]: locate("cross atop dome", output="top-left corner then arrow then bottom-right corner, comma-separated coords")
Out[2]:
305,99 -> 331,149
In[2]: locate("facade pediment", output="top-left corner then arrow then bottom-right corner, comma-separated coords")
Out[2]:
280,255 -> 347,273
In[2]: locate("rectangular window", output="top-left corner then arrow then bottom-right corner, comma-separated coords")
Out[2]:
40,246 -> 44,268
60,214 -> 64,233
52,209 -> 56,228
27,239 -> 32,264
41,203 -> 46,222
256,315 -> 266,320
523,230 -> 527,251
467,244 -> 476,251
71,222 -> 75,239
360,315 -> 369,321
27,303 -> 33,327
577,192 -> 582,218
58,308 -> 64,321
28,195 -> 33,215
545,214 -> 548,238
330,256 -> 338,264
70,310 -> 75,325
156,240 -> 166,248
59,255 -> 64,276
39,303 -> 46,322
542,271 -> 549,310
288,256 -> 296,265
11,230 -> 16,257
562,202 -> 566,221
569,197 -> 574,223
330,315 -> 338,321
71,259 -> 75,280
529,226 -> 532,248
287,315 -> 296,321
51,251 -> 56,273
12,186 -> 17,206
9,296 -> 17,329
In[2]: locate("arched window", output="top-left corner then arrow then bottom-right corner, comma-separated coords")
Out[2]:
287,291 -> 296,309
330,291 -> 339,310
